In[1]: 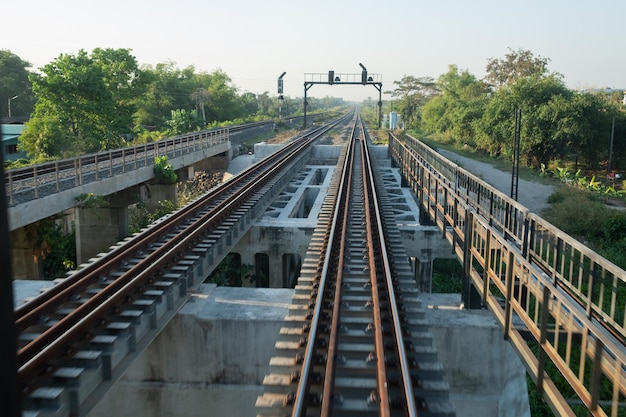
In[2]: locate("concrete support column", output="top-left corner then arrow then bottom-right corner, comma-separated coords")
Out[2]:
139,183 -> 177,211
10,225 -> 43,280
268,252 -> 283,288
239,252 -> 256,287
75,206 -> 128,265
415,257 -> 434,293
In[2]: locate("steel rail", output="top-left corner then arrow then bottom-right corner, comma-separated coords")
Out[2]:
320,121 -> 355,417
359,131 -> 393,417
361,128 -> 418,416
291,118 -> 354,417
291,114 -> 418,416
18,133 -> 312,382
16,115 -> 352,388
14,130 -> 309,331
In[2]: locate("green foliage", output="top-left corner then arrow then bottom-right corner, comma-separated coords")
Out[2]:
75,193 -> 108,208
421,65 -> 489,146
34,218 -> 76,279
128,200 -> 177,234
20,48 -> 142,158
526,375 -> 554,416
166,108 -> 202,135
206,253 -> 254,287
0,49 -> 35,118
153,155 -> 177,184
431,259 -> 463,293
410,48 -> 626,173
386,75 -> 438,129
544,186 -> 626,270
134,65 -> 246,130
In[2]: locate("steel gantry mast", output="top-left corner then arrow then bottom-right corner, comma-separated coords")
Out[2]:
303,63 -> 382,128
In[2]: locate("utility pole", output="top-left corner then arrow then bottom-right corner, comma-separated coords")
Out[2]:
607,116 -> 615,177
8,95 -> 18,118
510,108 -> 522,201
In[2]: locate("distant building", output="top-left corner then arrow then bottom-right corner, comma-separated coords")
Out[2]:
2,124 -> 27,162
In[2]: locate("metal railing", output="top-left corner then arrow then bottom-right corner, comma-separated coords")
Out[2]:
4,128 -> 229,207
389,133 -> 625,417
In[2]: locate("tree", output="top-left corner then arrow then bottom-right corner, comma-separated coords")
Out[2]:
255,91 -> 273,116
166,108 -> 202,135
134,64 -> 243,130
0,50 -> 35,118
20,49 -> 142,159
421,65 -> 490,144
134,61 -> 193,129
204,69 -> 244,122
91,48 -> 145,133
191,88 -> 210,126
386,75 -> 438,129
475,74 -> 571,165
542,92 -> 612,168
485,48 -> 551,89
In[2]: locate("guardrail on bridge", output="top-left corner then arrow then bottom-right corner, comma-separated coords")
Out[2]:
389,132 -> 625,417
4,128 -> 229,207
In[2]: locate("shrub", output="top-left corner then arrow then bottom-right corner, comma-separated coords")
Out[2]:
75,193 -> 108,208
153,156 -> 177,184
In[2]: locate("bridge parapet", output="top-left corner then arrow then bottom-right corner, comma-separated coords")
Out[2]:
6,129 -> 229,231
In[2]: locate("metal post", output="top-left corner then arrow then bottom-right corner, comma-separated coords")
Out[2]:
511,108 -> 521,201
503,251 -> 515,340
607,116 -> 615,177
378,88 -> 382,129
303,83 -> 308,129
536,286 -> 551,395
277,72 -> 286,122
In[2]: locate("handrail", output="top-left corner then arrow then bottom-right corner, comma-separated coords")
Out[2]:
389,132 -> 625,417
392,133 -> 625,340
4,128 -> 229,207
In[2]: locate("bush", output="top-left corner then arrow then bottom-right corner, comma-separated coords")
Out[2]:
543,187 -> 606,240
75,193 -> 108,208
128,200 -> 177,234
153,156 -> 177,184
544,186 -> 626,270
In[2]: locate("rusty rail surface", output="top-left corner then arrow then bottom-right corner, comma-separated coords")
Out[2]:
257,115 -> 452,416
15,114 -> 351,407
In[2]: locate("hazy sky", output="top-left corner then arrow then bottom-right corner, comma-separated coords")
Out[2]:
3,0 -> 625,102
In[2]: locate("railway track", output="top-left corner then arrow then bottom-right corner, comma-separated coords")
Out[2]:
15,114 -> 352,416
257,116 -> 455,416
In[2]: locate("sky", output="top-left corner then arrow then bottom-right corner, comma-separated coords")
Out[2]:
2,0 -> 625,102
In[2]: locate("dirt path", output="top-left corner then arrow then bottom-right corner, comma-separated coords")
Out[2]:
438,149 -> 555,214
